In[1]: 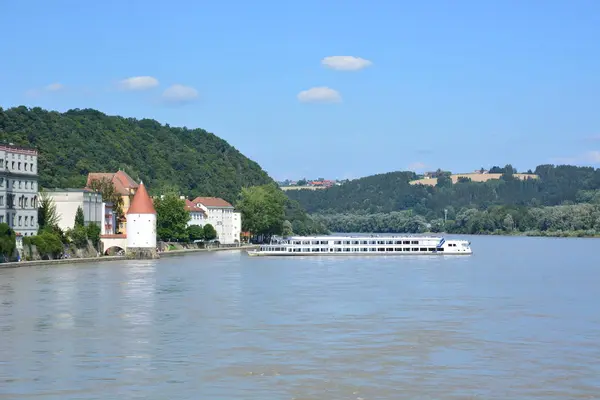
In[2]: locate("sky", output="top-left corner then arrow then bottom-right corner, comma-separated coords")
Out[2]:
1,0 -> 600,181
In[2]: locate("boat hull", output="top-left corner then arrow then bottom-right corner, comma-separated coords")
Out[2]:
246,250 -> 472,256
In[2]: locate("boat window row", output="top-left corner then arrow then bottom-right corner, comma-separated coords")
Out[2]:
260,246 -> 444,253
290,239 -> 427,245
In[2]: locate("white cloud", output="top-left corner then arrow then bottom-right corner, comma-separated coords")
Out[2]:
553,151 -> 600,165
45,83 -> 64,92
408,162 -> 428,171
162,84 -> 199,104
297,86 -> 342,103
321,56 -> 373,71
25,82 -> 65,97
119,76 -> 159,91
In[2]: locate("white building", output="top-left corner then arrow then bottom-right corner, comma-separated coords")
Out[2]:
184,199 -> 207,227
188,196 -> 241,245
126,182 -> 156,249
43,188 -> 103,231
0,143 -> 39,237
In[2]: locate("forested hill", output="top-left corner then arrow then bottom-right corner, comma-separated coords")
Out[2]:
287,165 -> 600,216
0,106 -> 272,202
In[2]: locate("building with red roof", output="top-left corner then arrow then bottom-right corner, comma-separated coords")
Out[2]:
187,196 -> 241,244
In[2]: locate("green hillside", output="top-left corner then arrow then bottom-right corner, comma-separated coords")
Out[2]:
0,106 -> 326,234
0,106 -> 271,201
287,165 -> 600,235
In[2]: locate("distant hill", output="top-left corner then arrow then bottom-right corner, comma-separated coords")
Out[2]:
286,165 -> 600,216
0,106 -> 327,234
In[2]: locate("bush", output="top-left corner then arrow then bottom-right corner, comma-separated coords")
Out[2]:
33,232 -> 63,259
69,226 -> 88,248
86,223 -> 101,249
187,225 -> 204,241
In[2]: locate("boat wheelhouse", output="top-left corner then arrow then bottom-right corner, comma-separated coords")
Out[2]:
247,235 -> 472,256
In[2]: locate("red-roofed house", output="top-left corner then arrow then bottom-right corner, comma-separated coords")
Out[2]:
184,199 -> 207,227
86,170 -> 139,233
189,197 -> 241,244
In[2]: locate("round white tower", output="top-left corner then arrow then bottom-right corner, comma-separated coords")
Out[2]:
126,181 -> 157,250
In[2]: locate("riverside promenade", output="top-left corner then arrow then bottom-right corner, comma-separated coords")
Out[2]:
0,245 -> 258,269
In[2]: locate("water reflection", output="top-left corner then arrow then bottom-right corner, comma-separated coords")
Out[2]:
0,239 -> 599,399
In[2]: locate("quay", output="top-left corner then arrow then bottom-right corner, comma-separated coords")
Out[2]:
0,245 -> 259,269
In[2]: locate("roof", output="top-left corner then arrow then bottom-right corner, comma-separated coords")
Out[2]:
86,170 -> 139,195
42,188 -> 96,193
127,182 -> 156,214
192,196 -> 233,208
185,199 -> 207,215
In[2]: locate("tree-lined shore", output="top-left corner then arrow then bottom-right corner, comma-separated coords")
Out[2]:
289,165 -> 600,237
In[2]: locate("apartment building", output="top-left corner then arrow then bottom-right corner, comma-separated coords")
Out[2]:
0,143 -> 39,236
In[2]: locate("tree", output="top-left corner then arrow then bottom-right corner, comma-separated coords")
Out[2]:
203,224 -> 217,241
38,190 -> 60,231
236,183 -> 287,242
69,226 -> 88,248
296,179 -> 307,186
0,223 -> 16,262
32,232 -> 63,259
436,174 -> 453,188
282,220 -> 293,237
86,223 -> 101,249
154,193 -> 190,241
187,224 -> 204,241
74,206 -> 85,227
88,177 -> 124,222
503,214 -> 515,231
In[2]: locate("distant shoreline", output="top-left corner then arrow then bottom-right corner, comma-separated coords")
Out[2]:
327,231 -> 600,239
0,245 -> 259,269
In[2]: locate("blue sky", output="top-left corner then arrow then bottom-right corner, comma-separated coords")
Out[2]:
1,0 -> 600,181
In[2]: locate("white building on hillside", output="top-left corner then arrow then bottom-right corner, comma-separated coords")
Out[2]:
43,188 -> 103,231
188,196 -> 241,245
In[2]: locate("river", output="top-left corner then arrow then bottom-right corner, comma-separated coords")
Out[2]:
1,236 -> 599,399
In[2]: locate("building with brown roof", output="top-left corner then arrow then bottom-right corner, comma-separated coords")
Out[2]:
188,196 -> 241,244
86,170 -> 139,233
185,199 -> 208,227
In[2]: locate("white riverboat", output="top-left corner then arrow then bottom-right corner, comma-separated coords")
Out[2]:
247,235 -> 472,256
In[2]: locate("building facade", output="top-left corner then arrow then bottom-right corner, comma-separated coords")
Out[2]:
0,144 -> 39,237
101,201 -> 116,235
189,197 -> 242,245
86,170 -> 139,233
184,199 -> 207,227
44,189 -> 103,231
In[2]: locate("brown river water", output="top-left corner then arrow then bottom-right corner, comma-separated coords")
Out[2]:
1,235 -> 599,399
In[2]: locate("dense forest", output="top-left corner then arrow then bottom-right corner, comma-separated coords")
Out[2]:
288,165 -> 600,236
0,106 -> 326,235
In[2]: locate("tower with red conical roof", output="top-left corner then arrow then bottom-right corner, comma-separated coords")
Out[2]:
126,181 -> 158,258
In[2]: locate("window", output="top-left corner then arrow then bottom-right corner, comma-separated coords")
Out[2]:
11,161 -> 14,169
24,164 -> 28,171
18,216 -> 22,226
18,162 -> 21,170
0,159 -> 3,168
24,198 -> 28,208
0,196 -> 3,206
0,216 -> 3,223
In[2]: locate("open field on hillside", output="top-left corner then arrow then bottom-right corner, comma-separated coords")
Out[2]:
410,172 -> 539,186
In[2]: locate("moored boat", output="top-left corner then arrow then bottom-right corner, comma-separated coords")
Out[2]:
247,235 -> 472,256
